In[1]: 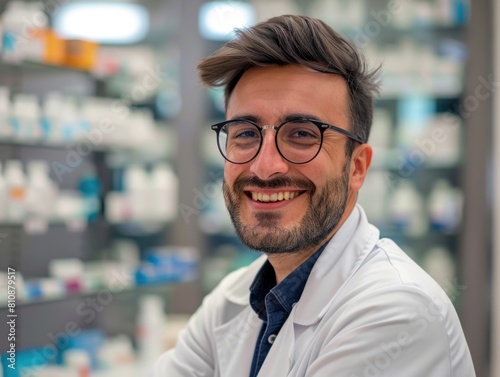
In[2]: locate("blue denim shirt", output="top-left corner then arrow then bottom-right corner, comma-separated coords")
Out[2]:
248,243 -> 327,377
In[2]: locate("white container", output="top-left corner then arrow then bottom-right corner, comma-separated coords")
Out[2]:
389,180 -> 428,237
41,92 -> 65,143
1,1 -> 27,62
26,160 -> 58,223
54,191 -> 86,224
11,94 -> 41,142
150,164 -> 178,222
428,179 -> 462,233
136,295 -> 167,366
4,160 -> 26,223
60,98 -> 79,142
63,348 -> 91,377
97,335 -> 135,373
22,2 -> 48,63
124,165 -> 150,222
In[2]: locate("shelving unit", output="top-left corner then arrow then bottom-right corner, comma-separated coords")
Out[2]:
0,278 -> 196,310
0,34 -> 183,360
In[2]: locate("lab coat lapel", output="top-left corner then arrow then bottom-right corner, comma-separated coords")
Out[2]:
214,306 -> 261,377
293,205 -> 380,325
257,307 -> 297,376
214,255 -> 267,376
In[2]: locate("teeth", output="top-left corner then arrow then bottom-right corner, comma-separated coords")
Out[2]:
251,191 -> 300,202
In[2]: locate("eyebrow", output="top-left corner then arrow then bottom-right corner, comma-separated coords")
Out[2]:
228,113 -> 324,124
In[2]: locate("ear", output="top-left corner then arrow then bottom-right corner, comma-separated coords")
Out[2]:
349,143 -> 372,192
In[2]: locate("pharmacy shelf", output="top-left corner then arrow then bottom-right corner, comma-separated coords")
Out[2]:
0,59 -> 110,79
0,139 -> 140,153
0,220 -> 173,234
0,276 -> 198,309
0,221 -> 88,234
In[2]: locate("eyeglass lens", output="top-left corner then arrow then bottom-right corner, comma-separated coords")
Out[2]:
218,120 -> 323,164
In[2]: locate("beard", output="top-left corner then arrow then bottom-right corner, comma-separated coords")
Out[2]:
223,160 -> 350,254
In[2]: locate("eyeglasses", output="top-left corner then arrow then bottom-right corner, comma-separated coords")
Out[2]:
211,118 -> 365,164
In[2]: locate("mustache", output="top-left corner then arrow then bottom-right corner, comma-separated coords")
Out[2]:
230,176 -> 315,193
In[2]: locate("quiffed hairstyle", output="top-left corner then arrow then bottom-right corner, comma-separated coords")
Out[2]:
198,14 -> 380,152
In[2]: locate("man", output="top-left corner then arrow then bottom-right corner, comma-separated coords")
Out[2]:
151,15 -> 474,377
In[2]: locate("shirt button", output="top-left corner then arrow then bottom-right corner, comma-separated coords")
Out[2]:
268,334 -> 277,344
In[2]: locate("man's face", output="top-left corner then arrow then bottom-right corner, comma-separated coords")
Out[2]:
223,65 -> 356,254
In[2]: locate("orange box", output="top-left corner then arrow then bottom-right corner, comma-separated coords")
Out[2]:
43,29 -> 65,65
63,39 -> 99,71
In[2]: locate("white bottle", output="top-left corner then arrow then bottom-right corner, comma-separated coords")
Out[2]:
1,1 -> 27,63
124,165 -> 150,222
11,94 -> 41,142
41,92 -> 65,144
22,2 -> 48,63
428,179 -> 462,233
60,98 -> 79,142
4,160 -> 26,223
26,160 -> 57,224
150,164 -> 178,222
136,295 -> 167,366
389,180 -> 428,237
63,348 -> 91,377
132,109 -> 157,148
0,86 -> 12,139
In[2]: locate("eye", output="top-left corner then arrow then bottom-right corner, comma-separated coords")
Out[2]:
289,128 -> 317,138
224,122 -> 260,145
234,128 -> 259,139
281,121 -> 320,143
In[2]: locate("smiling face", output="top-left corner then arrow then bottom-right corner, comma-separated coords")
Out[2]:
223,65 -> 371,255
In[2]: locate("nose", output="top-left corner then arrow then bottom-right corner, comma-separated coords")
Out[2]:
249,130 -> 289,180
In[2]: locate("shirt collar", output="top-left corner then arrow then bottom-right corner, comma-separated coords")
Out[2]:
249,242 -> 327,320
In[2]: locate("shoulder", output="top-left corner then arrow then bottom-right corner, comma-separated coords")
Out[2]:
349,237 -> 453,301
325,238 -> 472,373
329,236 -> 465,342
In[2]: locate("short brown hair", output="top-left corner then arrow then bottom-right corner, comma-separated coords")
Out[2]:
198,14 -> 380,149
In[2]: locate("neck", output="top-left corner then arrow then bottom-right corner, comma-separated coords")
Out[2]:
267,250 -> 316,284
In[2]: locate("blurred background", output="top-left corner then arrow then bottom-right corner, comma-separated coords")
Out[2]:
0,0 -> 497,376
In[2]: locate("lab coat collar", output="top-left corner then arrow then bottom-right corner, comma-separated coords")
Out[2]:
293,204 -> 380,325
222,204 -> 380,326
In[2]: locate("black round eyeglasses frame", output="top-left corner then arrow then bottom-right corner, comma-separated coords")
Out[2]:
210,118 -> 366,165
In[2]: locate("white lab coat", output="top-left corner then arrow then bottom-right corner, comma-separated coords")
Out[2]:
151,205 -> 475,377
